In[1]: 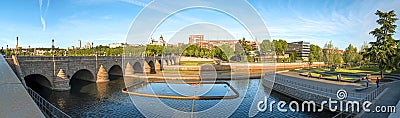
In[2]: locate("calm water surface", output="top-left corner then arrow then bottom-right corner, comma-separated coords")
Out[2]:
31,77 -> 336,117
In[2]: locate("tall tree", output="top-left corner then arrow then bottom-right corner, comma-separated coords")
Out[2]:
272,39 -> 288,56
333,50 -> 344,65
365,10 -> 398,79
323,41 -> 335,66
343,44 -> 358,65
309,44 -> 322,65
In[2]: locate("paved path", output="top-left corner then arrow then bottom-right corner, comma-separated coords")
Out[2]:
0,56 -> 44,118
358,80 -> 400,118
278,71 -> 400,118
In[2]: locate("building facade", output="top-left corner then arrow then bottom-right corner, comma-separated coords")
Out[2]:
285,41 -> 310,61
149,35 -> 167,46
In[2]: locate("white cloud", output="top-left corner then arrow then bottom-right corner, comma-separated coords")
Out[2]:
39,0 -> 50,31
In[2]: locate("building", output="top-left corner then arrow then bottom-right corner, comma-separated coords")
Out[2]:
149,35 -> 167,46
108,43 -> 127,48
187,34 -> 259,51
188,35 -> 204,45
68,46 -> 75,50
85,42 -> 91,49
285,41 -> 310,61
78,40 -> 82,49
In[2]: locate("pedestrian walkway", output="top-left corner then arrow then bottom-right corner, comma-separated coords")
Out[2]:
358,80 -> 400,118
0,56 -> 44,118
277,71 -> 400,118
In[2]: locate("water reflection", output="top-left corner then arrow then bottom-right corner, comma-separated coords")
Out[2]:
29,77 -> 335,117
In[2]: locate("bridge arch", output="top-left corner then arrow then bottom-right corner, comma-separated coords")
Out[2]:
70,69 -> 95,84
24,74 -> 52,89
133,62 -> 143,74
148,60 -> 156,74
108,65 -> 123,80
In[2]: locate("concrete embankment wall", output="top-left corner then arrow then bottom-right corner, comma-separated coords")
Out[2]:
262,76 -> 335,110
266,79 -> 330,104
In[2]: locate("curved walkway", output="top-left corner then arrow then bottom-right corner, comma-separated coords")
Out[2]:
0,56 -> 44,118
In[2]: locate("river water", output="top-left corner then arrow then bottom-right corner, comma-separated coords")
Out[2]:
31,77 -> 336,117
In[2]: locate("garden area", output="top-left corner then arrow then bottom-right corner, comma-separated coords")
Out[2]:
292,65 -> 400,83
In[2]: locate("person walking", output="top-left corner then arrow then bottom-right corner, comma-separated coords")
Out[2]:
376,77 -> 380,88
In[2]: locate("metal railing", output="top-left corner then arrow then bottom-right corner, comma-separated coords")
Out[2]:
26,87 -> 71,118
332,84 -> 386,118
361,86 -> 385,103
274,75 -> 364,99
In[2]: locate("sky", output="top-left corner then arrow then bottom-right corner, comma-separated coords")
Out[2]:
0,0 -> 399,50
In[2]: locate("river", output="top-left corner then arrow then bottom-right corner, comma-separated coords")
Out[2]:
30,77 -> 336,117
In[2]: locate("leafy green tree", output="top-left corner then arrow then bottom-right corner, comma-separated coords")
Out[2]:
359,42 -> 370,67
323,41 -> 336,66
309,44 -> 322,65
220,44 -> 234,59
272,39 -> 288,56
213,46 -> 228,61
260,40 -> 273,53
343,44 -> 359,65
289,51 -> 298,62
333,51 -> 344,65
234,38 -> 252,62
237,38 -> 252,55
364,10 -> 399,78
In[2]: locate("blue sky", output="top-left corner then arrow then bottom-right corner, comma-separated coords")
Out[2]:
0,0 -> 399,50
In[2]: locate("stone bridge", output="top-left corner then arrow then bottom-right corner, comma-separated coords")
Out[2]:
13,56 -> 178,91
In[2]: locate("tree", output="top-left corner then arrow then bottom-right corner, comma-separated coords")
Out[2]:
213,46 -> 228,61
364,10 -> 399,79
343,44 -> 359,65
289,51 -> 298,62
309,44 -> 322,65
272,39 -> 288,56
333,51 -> 344,65
260,40 -> 273,53
323,41 -> 335,66
234,38 -> 252,62
220,44 -> 234,59
359,42 -> 370,67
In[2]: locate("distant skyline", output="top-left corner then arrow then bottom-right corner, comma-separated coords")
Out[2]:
0,0 -> 399,50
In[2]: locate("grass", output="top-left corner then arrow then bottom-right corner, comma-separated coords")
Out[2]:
335,66 -> 400,75
302,72 -> 357,80
179,61 -> 214,66
302,72 -> 321,77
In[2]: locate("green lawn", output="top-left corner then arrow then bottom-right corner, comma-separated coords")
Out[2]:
302,72 -> 357,80
302,72 -> 321,77
335,66 -> 400,74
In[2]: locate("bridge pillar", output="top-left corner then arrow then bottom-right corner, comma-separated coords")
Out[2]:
155,60 -> 162,72
96,65 -> 109,83
52,69 -> 71,91
125,62 -> 134,75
